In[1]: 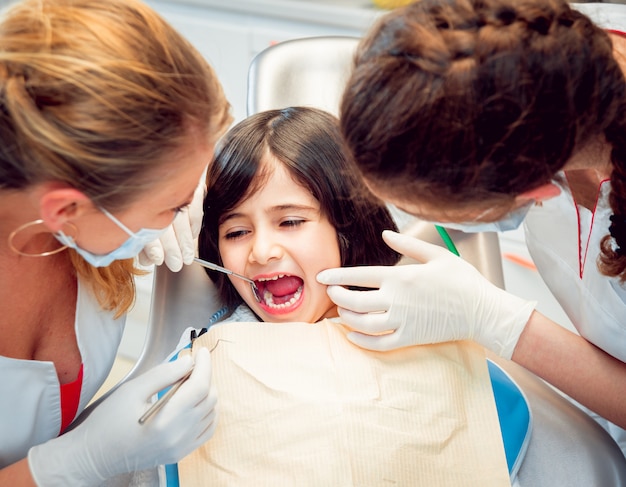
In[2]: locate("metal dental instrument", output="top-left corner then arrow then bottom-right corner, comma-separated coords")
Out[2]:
138,330 -> 198,425
193,257 -> 261,302
138,330 -> 231,425
138,369 -> 193,425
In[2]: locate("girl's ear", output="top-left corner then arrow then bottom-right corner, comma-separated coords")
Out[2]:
515,182 -> 561,204
38,185 -> 92,232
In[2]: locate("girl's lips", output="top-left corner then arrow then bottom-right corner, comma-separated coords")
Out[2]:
254,274 -> 305,315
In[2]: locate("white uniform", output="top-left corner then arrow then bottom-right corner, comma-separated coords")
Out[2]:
520,1 -> 626,457
0,280 -> 125,467
524,175 -> 626,454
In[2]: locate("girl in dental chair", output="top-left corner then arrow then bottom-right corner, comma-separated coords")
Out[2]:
197,106 -> 400,324
160,107 -> 530,486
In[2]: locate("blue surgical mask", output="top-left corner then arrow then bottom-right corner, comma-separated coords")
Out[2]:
430,201 -> 534,233
55,208 -> 168,267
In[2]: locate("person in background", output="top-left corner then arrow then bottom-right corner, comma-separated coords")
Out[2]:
316,0 -> 626,455
0,0 -> 232,484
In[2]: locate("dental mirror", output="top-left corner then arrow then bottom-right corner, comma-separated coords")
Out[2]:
193,257 -> 261,302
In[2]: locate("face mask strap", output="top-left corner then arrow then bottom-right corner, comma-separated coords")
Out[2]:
100,208 -> 135,237
8,219 -> 78,257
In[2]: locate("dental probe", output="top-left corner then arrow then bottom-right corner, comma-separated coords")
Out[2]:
193,257 -> 261,302
138,332 -> 230,425
138,369 -> 193,425
138,331 -> 198,425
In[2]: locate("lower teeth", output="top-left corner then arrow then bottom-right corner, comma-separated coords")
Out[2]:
263,286 -> 303,309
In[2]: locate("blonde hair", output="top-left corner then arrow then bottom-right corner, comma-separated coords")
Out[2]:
0,0 -> 232,315
69,253 -> 139,319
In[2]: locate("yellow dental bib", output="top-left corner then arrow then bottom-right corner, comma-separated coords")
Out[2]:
178,319 -> 509,486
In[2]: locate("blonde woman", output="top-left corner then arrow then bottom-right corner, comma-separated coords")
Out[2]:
0,0 -> 231,484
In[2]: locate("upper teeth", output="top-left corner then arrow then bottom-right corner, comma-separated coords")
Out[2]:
258,274 -> 287,281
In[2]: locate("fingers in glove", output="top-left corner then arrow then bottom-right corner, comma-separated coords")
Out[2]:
196,403 -> 217,434
157,407 -> 217,461
347,329 -> 406,352
158,225 -> 184,272
172,347 -> 213,406
132,354 -> 194,399
325,285 -> 389,313
188,172 -> 207,239
150,350 -> 214,440
138,240 -> 165,266
195,409 -> 218,444
190,380 -> 217,416
171,209 -> 195,265
137,250 -> 154,267
317,265 -> 390,287
177,351 -> 218,448
336,307 -> 394,335
382,230 -> 451,262
185,391 -> 217,436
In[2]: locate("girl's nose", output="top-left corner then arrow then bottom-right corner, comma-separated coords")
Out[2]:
248,232 -> 283,265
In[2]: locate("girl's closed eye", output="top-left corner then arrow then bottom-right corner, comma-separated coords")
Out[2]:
280,218 -> 306,229
223,228 -> 250,240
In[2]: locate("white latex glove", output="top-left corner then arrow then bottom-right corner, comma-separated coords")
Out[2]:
317,230 -> 536,359
138,170 -> 206,272
28,347 -> 217,486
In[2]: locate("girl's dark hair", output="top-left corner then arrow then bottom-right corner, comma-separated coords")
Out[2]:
199,106 -> 400,307
340,0 -> 626,280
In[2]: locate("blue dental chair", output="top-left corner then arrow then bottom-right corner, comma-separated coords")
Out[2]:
123,33 -> 626,487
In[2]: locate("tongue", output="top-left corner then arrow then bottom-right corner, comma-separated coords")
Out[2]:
265,276 -> 303,297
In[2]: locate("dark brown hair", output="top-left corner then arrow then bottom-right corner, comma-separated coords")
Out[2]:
340,0 -> 626,280
199,107 -> 400,307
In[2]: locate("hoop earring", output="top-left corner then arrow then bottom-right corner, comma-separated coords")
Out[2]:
7,219 -> 78,257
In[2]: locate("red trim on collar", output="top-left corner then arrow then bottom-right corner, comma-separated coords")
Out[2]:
566,175 -> 610,278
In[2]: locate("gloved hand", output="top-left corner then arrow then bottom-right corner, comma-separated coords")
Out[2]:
138,170 -> 206,272
28,347 -> 217,486
317,230 -> 536,359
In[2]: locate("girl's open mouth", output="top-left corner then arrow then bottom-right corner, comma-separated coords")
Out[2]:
255,274 -> 304,311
